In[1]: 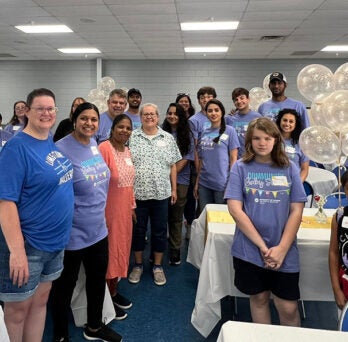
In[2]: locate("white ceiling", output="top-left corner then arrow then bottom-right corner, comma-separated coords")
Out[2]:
0,0 -> 347,60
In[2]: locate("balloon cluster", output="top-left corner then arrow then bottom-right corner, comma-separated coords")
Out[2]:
248,74 -> 272,111
86,76 -> 130,114
298,62 -> 348,164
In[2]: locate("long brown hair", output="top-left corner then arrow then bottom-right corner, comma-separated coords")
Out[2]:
243,117 -> 289,167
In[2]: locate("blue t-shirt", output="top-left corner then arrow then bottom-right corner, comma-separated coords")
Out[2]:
284,139 -> 309,172
258,98 -> 310,129
224,160 -> 307,272
0,132 -> 74,252
189,111 -> 211,140
95,112 -> 113,144
198,125 -> 240,191
56,134 -> 110,250
0,129 -> 13,152
124,111 -> 141,130
4,123 -> 24,136
225,110 -> 261,158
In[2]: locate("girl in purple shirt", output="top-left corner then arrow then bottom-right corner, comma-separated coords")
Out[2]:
225,117 -> 306,327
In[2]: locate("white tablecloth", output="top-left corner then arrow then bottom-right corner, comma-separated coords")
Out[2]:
0,306 -> 10,342
306,166 -> 337,197
187,204 -> 336,338
216,321 -> 347,342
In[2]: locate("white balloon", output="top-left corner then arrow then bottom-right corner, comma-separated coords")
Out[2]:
334,62 -> 348,90
309,93 -> 330,127
321,90 -> 348,131
249,87 -> 270,111
299,126 -> 341,164
262,74 -> 272,97
297,64 -> 335,101
97,76 -> 116,97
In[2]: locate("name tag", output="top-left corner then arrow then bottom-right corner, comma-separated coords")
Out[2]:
220,133 -> 228,141
342,216 -> 348,228
285,145 -> 296,154
125,157 -> 133,166
272,175 -> 288,186
13,125 -> 21,131
90,146 -> 99,155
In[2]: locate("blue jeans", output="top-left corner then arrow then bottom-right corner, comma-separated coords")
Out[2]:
198,184 -> 226,214
132,198 -> 169,253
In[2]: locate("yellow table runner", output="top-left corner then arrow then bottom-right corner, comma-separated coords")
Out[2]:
207,211 -> 234,224
300,216 -> 331,229
206,211 -> 331,229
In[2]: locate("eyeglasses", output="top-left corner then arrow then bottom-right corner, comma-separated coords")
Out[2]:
142,113 -> 157,117
177,93 -> 190,97
31,107 -> 58,115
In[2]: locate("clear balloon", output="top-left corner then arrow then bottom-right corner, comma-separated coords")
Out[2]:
299,126 -> 341,164
262,74 -> 272,97
309,93 -> 330,127
97,76 -> 116,97
297,64 -> 335,101
333,62 -> 348,90
321,90 -> 348,131
341,129 -> 348,156
92,99 -> 108,113
249,87 -> 270,111
87,88 -> 105,102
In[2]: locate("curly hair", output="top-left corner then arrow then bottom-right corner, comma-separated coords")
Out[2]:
275,108 -> 302,145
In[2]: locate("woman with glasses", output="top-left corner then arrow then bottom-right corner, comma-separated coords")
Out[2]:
4,100 -> 28,135
128,103 -> 181,286
53,97 -> 86,142
0,88 -> 74,341
50,102 -> 122,342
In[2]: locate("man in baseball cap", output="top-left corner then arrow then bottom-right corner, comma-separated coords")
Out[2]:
258,71 -> 309,130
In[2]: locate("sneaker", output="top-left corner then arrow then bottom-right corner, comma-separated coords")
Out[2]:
169,256 -> 181,266
153,267 -> 166,286
112,293 -> 132,309
114,305 -> 127,320
83,324 -> 122,342
128,266 -> 143,284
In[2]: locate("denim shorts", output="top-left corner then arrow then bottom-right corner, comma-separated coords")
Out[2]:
0,234 -> 64,302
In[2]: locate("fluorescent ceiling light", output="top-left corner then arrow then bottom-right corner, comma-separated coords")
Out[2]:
58,48 -> 101,54
185,47 -> 228,53
321,45 -> 348,52
181,21 -> 238,31
15,25 -> 72,33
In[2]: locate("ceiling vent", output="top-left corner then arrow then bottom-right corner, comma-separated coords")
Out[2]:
291,51 -> 317,56
260,35 -> 286,41
0,53 -> 16,57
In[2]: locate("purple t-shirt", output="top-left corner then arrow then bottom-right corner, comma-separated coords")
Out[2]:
225,110 -> 261,158
124,111 -> 141,130
284,139 -> 309,172
224,159 -> 307,272
56,134 -> 110,250
198,125 -> 240,191
95,112 -> 113,144
189,111 -> 211,140
258,98 -> 310,129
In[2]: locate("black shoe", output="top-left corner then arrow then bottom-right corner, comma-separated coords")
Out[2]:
114,305 -> 128,320
112,293 -> 132,309
169,256 -> 181,266
83,324 -> 122,342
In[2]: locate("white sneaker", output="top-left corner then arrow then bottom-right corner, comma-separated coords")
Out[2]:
128,266 -> 143,284
153,267 -> 166,286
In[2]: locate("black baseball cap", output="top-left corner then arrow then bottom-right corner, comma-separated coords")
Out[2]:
127,88 -> 142,97
269,72 -> 287,83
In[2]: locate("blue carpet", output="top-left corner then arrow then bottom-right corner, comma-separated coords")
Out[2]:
43,238 -> 339,341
